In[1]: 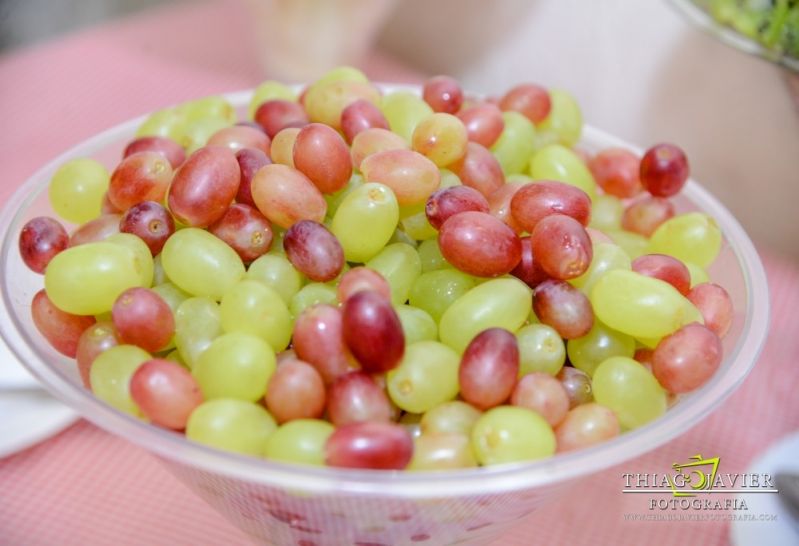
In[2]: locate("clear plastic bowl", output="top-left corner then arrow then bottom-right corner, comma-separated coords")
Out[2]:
0,86 -> 770,546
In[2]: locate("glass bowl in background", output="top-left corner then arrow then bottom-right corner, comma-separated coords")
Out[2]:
0,85 -> 770,546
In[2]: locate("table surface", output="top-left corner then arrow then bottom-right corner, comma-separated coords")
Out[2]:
1,2 -> 798,545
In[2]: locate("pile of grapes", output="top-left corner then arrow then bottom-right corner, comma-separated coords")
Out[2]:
19,68 -> 733,471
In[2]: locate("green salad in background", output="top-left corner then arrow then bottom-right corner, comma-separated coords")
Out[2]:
701,0 -> 799,58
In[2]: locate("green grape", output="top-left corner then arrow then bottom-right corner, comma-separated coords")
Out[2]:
591,270 -> 703,339
684,261 -> 709,287
529,144 -> 596,199
135,108 -> 187,142
248,80 -> 297,119
567,321 -> 636,377
89,345 -> 150,416
439,278 -> 532,353
269,227 -> 286,255
324,174 -> 364,216
388,228 -> 418,248
589,194 -> 623,231
152,255 -> 168,285
648,212 -> 722,268
592,356 -> 666,430
44,242 -> 146,315
408,432 -> 477,471
245,254 -> 305,304
569,243 -> 631,295
186,399 -> 276,456
263,419 -> 334,466
150,282 -> 188,351
387,341 -> 460,413
409,269 -> 475,322
175,95 -> 236,124
48,158 -> 109,224
193,332 -> 276,401
174,297 -> 222,369
314,65 -> 369,87
420,400 -> 482,436
366,243 -> 421,305
400,207 -> 438,241
161,228 -> 245,300
181,117 -> 232,154
331,182 -> 399,263
220,280 -> 292,351
605,229 -> 649,259
395,305 -> 438,345
164,349 -> 188,369
490,111 -> 537,175
106,233 -> 154,288
516,323 -> 566,376
471,406 -> 556,465
381,91 -> 434,142
538,89 -> 582,146
289,282 -> 338,318
438,169 -> 463,189
417,239 -> 449,272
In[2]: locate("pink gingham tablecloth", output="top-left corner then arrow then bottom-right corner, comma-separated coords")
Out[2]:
1,2 -> 798,545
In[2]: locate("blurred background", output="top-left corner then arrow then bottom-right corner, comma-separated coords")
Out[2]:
1,0 -> 797,261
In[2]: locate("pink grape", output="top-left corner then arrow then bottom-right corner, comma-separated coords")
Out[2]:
511,372 -> 570,427
459,328 -> 519,410
456,104 -> 504,148
254,99 -> 309,138
586,227 -> 613,245
209,203 -> 273,263
499,84 -> 551,123
264,358 -> 326,423
634,348 -> 655,372
652,323 -> 722,393
101,192 -> 122,215
587,148 -> 642,198
235,148 -> 271,207
342,291 -> 405,373
293,123 -> 352,194
453,142 -> 505,198
19,216 -> 68,273
422,75 -> 464,114
687,282 -> 734,338
350,128 -> 409,170
622,196 -> 675,237
250,164 -> 327,229
632,254 -> 691,296
130,359 -> 203,430
68,214 -> 121,247
326,371 -> 392,426
640,143 -> 690,197
555,403 -> 619,452
325,421 -> 413,470
510,180 -> 591,232
511,236 -> 549,288
111,287 -> 175,353
360,149 -> 440,206
438,211 -> 521,277
533,280 -> 594,339
530,214 -> 593,280
168,146 -> 241,227
425,186 -> 489,230
76,321 -> 119,388
487,181 -> 525,234
557,366 -> 593,408
108,151 -> 173,211
292,304 -> 354,384
337,267 -> 391,303
31,289 -> 95,358
340,99 -> 389,143
283,220 -> 344,282
123,136 -> 185,169
207,125 -> 271,155
119,201 -> 175,256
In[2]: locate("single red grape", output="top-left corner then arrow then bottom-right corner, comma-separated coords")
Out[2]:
31,289 -> 95,358
130,358 -> 203,430
653,323 -> 722,393
422,75 -> 464,114
119,201 -> 175,256
530,214 -> 593,280
459,328 -> 519,410
235,148 -> 271,207
456,104 -> 504,148
510,180 -> 591,232
687,282 -> 733,338
325,421 -> 413,470
587,148 -> 642,198
499,84 -> 551,123
438,211 -> 521,277
425,186 -> 489,230
264,358 -> 326,423
640,143 -> 690,197
254,99 -> 309,138
533,280 -> 594,339
19,216 -> 68,273
283,220 -> 344,282
111,287 -> 175,352
209,203 -> 273,263
342,291 -> 404,373
326,371 -> 392,426
340,99 -> 389,144
123,136 -> 185,169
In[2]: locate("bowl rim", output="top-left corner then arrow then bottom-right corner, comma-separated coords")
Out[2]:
0,84 -> 770,498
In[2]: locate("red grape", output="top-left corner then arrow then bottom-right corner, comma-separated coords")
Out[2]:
422,75 -> 464,114
207,126 -> 271,155
209,203 -> 273,262
292,304 -> 355,384
325,421 -> 413,470
168,146 -> 241,228
533,280 -> 594,339
235,121 -> 266,132
19,216 -> 68,273
453,142 -> 505,198
250,163 -> 327,229
101,192 -> 122,215
264,358 -> 326,423
76,321 -> 119,388
326,371 -> 392,426
557,366 -> 593,408
487,181 -> 525,234
350,128 -> 409,170
438,211 -> 521,277
235,148 -> 271,207
510,180 -> 591,232
530,214 -> 593,280
293,123 -> 352,194
123,136 -> 186,169
337,267 -> 391,303
456,104 -> 504,148
340,99 -> 389,143
585,227 -> 613,245
640,143 -> 690,197
555,403 -> 619,452
254,99 -> 309,138
108,151 -> 173,211
31,289 -> 95,357
687,282 -> 733,338
130,359 -> 203,430
459,328 -> 520,410
511,372 -> 569,427
499,84 -> 551,123
634,348 -> 655,372
510,236 -> 549,288
111,287 -> 175,352
622,196 -> 675,237
632,254 -> 691,295
119,201 -> 175,256
283,220 -> 344,282
342,291 -> 405,373
652,323 -> 722,393
425,186 -> 489,230
587,148 -> 642,198
68,214 -> 121,247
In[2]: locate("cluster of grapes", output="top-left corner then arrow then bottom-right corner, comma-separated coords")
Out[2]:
18,67 -> 733,471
